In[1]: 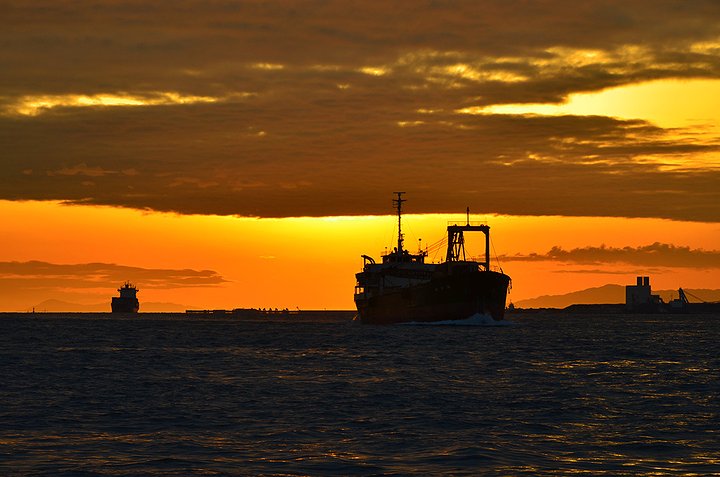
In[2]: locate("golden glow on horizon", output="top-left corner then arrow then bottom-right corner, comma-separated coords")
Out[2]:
434,63 -> 527,83
397,120 -> 426,127
358,66 -> 388,76
251,62 -> 285,70
457,78 -> 720,169
5,92 -> 226,116
1,200 -> 720,311
690,39 -> 720,55
541,47 -> 614,67
388,45 -> 660,86
457,79 -> 720,129
533,45 -> 654,72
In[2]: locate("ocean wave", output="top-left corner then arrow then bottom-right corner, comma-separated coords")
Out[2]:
400,312 -> 514,326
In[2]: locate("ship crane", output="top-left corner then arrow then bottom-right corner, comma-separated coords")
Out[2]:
681,288 -> 718,303
668,285 -> 720,311
445,207 -> 491,271
677,288 -> 690,304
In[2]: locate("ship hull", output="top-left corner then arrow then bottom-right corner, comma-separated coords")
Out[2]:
111,297 -> 139,313
355,270 -> 510,325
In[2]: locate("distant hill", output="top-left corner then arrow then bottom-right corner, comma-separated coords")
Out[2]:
515,285 -> 720,309
515,284 -> 624,309
31,299 -> 189,313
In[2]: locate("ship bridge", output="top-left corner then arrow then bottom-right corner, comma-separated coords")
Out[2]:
381,248 -> 427,264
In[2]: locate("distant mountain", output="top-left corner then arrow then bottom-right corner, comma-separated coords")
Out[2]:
30,299 -> 106,312
515,285 -> 720,309
141,302 -> 191,312
514,284 -> 624,309
31,299 -> 189,313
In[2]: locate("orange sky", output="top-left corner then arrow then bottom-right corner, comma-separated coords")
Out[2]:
2,2 -> 720,310
1,200 -> 718,311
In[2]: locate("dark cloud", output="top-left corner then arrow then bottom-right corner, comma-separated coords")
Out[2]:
502,243 -> 720,268
2,1 -> 720,219
0,261 -> 228,289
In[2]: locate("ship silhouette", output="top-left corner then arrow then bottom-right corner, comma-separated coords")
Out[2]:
111,282 -> 140,313
354,193 -> 511,324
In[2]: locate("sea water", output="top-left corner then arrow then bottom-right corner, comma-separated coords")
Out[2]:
1,312 -> 719,476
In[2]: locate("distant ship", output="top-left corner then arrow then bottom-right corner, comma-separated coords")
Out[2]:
111,282 -> 140,313
354,193 -> 511,324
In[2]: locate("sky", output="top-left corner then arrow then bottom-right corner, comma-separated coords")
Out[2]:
2,0 -> 720,311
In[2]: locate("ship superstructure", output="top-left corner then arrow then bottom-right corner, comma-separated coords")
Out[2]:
354,193 -> 511,324
111,282 -> 140,313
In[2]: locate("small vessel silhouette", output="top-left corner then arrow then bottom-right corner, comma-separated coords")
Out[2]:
111,282 -> 140,313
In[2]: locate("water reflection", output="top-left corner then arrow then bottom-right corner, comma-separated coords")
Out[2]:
1,313 -> 719,475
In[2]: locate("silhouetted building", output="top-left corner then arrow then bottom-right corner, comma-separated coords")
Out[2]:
625,276 -> 663,312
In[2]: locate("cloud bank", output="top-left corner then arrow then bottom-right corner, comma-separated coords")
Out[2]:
0,261 -> 228,289
2,1 -> 720,220
502,243 -> 720,268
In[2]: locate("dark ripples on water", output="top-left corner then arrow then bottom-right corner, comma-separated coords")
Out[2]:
1,313 -> 719,476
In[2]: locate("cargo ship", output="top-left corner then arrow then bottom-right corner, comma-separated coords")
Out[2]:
111,282 -> 140,313
354,193 -> 511,324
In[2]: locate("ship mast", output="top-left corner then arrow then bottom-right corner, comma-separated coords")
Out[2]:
393,191 -> 405,253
